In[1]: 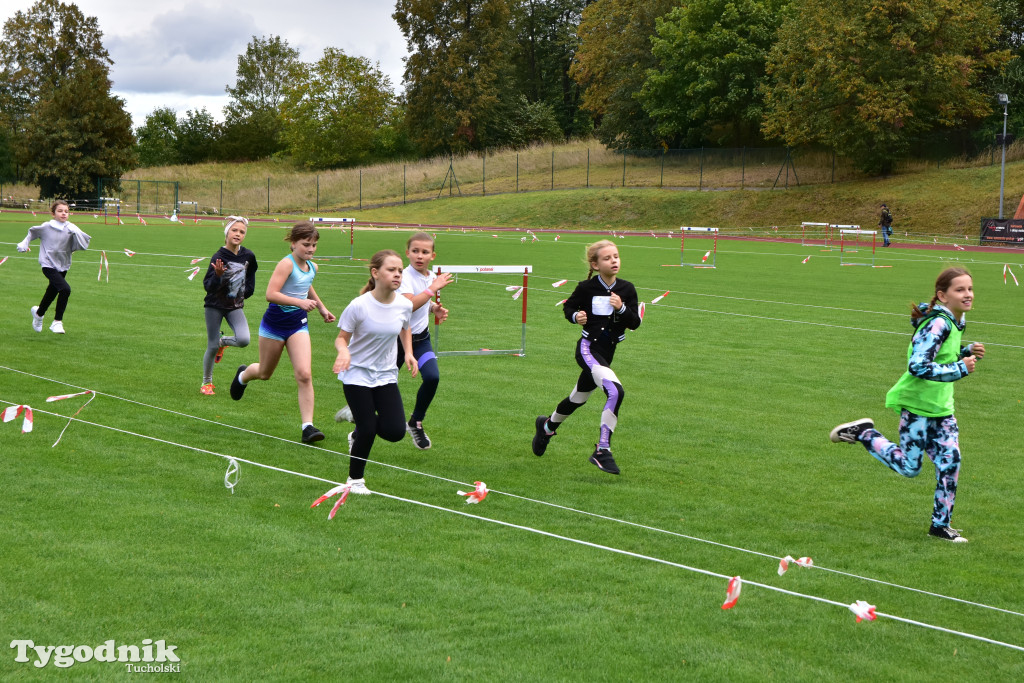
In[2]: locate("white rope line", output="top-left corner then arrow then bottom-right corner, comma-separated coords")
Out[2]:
4,399 -> 1022,653
3,364 -> 1022,620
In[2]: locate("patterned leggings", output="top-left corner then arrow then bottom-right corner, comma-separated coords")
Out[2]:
548,338 -> 624,450
858,410 -> 961,527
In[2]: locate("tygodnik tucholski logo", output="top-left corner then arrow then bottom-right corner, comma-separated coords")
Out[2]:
10,639 -> 181,671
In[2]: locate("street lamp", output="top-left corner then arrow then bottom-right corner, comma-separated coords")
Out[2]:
998,93 -> 1009,219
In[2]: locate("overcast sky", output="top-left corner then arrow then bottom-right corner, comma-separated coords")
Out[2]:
0,0 -> 409,128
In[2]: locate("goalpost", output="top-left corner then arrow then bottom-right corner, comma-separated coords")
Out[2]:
431,265 -> 532,357
671,226 -> 718,268
309,217 -> 355,259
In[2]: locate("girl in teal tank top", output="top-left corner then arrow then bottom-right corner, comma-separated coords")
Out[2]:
829,268 -> 984,543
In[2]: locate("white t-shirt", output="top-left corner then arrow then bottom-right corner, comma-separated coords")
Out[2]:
397,264 -> 436,334
337,291 -> 413,387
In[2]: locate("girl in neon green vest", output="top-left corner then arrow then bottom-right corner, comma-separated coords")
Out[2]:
829,268 -> 984,543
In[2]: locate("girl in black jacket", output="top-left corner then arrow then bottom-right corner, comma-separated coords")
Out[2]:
532,239 -> 642,474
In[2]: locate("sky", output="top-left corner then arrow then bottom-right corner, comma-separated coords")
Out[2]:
0,0 -> 409,128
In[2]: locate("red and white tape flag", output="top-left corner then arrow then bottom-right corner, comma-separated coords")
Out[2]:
511,286 -> 524,300
1004,264 -> 1019,286
187,266 -> 201,280
46,390 -> 93,403
953,244 -> 965,251
124,248 -> 135,257
554,235 -> 560,241
46,389 -> 96,446
2,404 -> 34,433
0,256 -> 7,266
97,251 -> 109,282
702,250 -> 711,263
457,481 -> 489,504
849,600 -> 877,623
555,299 -> 566,306
721,576 -> 742,609
137,214 -> 147,225
310,484 -> 351,520
801,255 -> 811,264
552,279 -> 567,288
651,291 -> 669,304
639,302 -> 645,320
190,257 -> 205,265
777,555 -> 814,575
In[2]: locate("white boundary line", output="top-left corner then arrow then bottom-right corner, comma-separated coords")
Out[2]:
4,399 -> 1023,653
3,365 -> 1023,621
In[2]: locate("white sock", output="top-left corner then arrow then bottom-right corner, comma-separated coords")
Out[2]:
302,422 -> 312,429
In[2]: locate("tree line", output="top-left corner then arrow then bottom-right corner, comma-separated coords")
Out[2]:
2,0 -> 1022,199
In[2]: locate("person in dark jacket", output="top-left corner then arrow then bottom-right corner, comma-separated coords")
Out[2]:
879,204 -> 894,247
532,239 -> 642,475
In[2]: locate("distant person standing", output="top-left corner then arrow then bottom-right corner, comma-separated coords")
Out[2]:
18,199 -> 91,334
879,203 -> 894,247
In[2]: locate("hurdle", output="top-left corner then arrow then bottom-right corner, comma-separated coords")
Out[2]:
667,226 -> 718,268
101,197 -> 122,225
309,217 -> 355,259
801,222 -> 831,248
432,265 -> 531,356
839,228 -> 877,266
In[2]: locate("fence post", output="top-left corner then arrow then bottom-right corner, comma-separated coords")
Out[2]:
267,177 -> 270,214
831,151 -> 835,183
219,180 -> 223,214
175,181 -> 179,214
660,149 -> 665,187
586,148 -> 590,188
699,147 -> 704,191
516,154 -> 519,193
359,169 -> 362,210
316,175 -> 319,212
622,150 -> 626,187
551,149 -> 554,190
404,165 -> 407,204
136,180 -> 140,214
741,147 -> 746,189
482,155 -> 486,196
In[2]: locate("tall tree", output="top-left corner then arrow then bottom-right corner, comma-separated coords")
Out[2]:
279,48 -> 397,169
223,35 -> 301,159
19,61 -> 135,199
570,0 -> 676,149
176,108 -> 220,165
641,0 -> 787,147
135,107 -> 180,167
0,0 -> 111,134
394,0 -> 520,154
762,0 -> 1010,173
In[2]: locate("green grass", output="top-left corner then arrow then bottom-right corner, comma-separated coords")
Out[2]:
2,209 -> 1023,680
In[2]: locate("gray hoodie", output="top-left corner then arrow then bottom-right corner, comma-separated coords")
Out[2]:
18,219 -> 92,271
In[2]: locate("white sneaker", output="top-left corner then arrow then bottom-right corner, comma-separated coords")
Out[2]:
346,477 -> 371,495
30,306 -> 43,332
334,405 -> 354,422
49,320 -> 65,334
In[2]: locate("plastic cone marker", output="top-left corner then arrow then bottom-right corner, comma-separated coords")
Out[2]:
722,576 -> 742,609
457,481 -> 489,504
311,485 -> 352,520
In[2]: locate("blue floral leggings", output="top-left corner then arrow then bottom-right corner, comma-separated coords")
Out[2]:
858,410 -> 960,528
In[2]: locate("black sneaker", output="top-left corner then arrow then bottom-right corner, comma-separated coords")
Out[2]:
589,446 -> 620,475
406,420 -> 432,449
532,415 -> 554,456
928,525 -> 968,543
230,365 -> 248,401
829,418 -> 874,443
301,425 -> 325,444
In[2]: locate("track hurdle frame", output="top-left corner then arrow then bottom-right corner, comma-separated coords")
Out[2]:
839,228 -> 876,266
432,265 -> 532,357
309,217 -> 355,259
801,222 -> 831,248
101,197 -> 122,225
676,226 -> 718,268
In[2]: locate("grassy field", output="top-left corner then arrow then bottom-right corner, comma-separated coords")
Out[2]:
2,208 -> 1023,680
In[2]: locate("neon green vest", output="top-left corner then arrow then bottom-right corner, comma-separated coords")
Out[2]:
884,312 -> 962,417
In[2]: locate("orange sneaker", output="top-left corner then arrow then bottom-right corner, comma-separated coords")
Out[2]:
214,345 -> 226,363
200,383 -> 215,395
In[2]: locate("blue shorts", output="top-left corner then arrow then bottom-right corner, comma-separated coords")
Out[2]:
258,304 -> 308,341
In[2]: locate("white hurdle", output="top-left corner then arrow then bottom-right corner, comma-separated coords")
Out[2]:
801,222 -> 831,248
432,265 -> 533,356
310,217 -> 356,259
839,227 -> 877,266
675,227 -> 718,268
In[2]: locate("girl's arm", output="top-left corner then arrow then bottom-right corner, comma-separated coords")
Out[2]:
399,327 -> 418,378
265,258 -> 317,310
16,224 -> 45,251
306,284 -> 336,323
563,281 -> 588,325
403,272 -> 452,312
332,330 -> 352,373
243,252 -> 258,299
960,342 -> 985,360
614,283 -> 642,330
203,253 -> 222,293
908,317 -> 970,381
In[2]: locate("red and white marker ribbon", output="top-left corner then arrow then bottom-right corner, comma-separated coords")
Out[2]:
651,291 -> 669,304
1004,264 -> 1019,286
552,279 -> 567,288
777,555 -> 814,576
123,248 -> 135,257
310,484 -> 351,520
137,214 -> 147,225
511,287 -> 524,300
187,266 -> 201,280
554,235 -> 560,241
46,390 -> 94,403
801,255 -> 811,264
46,390 -> 95,447
190,257 -> 204,265
639,302 -> 645,320
0,256 -> 7,266
2,404 -> 34,433
555,299 -> 566,306
457,481 -> 489,504
702,250 -> 711,263
721,576 -> 742,609
849,600 -> 877,623
97,251 -> 109,282
953,244 -> 965,251
224,458 -> 240,494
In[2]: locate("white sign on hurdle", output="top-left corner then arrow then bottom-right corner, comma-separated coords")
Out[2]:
432,265 -> 532,356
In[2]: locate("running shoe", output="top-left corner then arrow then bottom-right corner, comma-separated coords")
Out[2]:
200,383 -> 215,395
346,477 -> 371,495
334,405 -> 354,422
301,425 -> 325,444
589,446 -> 620,475
30,306 -> 43,332
406,420 -> 432,449
49,320 -> 65,334
928,525 -> 968,543
230,365 -> 247,400
532,415 -> 554,456
214,344 -> 226,364
829,418 -> 874,443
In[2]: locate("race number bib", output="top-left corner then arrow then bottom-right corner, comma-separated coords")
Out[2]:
591,296 -> 614,315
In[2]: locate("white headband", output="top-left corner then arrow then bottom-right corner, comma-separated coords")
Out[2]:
224,216 -> 248,236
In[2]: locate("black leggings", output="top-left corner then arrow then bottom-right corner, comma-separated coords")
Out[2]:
38,268 -> 71,320
342,383 -> 407,480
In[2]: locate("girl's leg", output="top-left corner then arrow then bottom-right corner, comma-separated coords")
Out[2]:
284,332 -> 314,424
242,336 -> 285,383
547,339 -> 599,430
925,416 -> 961,527
344,384 -> 378,480
409,335 -> 439,424
221,308 -> 251,349
37,268 -> 71,318
374,383 -> 408,443
203,308 -> 229,384
857,409 -> 926,477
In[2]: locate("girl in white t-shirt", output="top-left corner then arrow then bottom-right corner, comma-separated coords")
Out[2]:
332,250 -> 417,493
